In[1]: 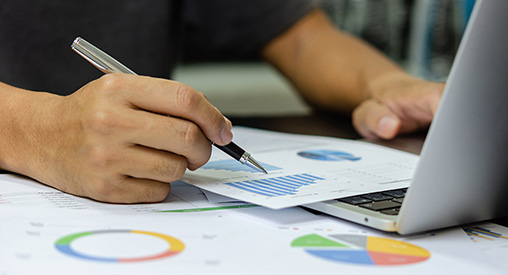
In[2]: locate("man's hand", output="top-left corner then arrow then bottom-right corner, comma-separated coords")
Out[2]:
262,9 -> 445,140
0,74 -> 232,203
352,73 -> 445,139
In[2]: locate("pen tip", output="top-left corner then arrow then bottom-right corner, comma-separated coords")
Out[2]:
246,157 -> 268,174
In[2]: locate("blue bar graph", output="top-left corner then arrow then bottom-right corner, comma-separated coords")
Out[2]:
464,226 -> 508,241
202,159 -> 282,173
225,174 -> 325,197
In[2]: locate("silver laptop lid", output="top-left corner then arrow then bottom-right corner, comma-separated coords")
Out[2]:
397,0 -> 508,234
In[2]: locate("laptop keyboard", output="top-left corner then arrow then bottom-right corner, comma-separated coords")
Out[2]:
337,188 -> 408,216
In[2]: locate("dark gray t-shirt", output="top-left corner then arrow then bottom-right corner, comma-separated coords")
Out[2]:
0,0 -> 315,95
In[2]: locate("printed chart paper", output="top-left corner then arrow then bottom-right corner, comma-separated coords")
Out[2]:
462,222 -> 508,269
182,127 -> 418,209
0,206 -> 503,275
0,174 -> 250,213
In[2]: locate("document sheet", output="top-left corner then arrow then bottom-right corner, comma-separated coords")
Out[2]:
1,205 -> 503,275
183,127 -> 418,209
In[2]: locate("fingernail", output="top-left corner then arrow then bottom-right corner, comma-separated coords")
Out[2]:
224,116 -> 233,131
221,117 -> 233,144
377,116 -> 399,139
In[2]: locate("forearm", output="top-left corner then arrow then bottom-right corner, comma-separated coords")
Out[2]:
0,82 -> 39,174
0,82 -> 61,178
262,9 -> 406,113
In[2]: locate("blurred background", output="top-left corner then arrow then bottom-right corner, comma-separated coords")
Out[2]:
174,0 -> 476,117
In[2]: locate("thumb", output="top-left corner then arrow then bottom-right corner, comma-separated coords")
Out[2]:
353,99 -> 401,140
376,115 -> 401,139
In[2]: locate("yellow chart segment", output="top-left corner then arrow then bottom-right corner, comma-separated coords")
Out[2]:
367,236 -> 430,258
291,234 -> 430,266
131,230 -> 185,251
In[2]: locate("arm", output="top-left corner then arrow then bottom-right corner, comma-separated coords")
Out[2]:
0,74 -> 232,203
262,9 -> 445,139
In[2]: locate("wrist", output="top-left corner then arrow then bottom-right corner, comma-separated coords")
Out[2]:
364,71 -> 417,99
0,84 -> 63,180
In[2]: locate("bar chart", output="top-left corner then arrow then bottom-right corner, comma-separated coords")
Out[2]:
464,226 -> 508,242
225,173 -> 325,197
201,159 -> 282,173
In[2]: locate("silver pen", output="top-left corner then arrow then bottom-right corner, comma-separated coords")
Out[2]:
71,37 -> 268,174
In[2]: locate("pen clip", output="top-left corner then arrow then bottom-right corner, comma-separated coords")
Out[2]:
71,37 -> 137,75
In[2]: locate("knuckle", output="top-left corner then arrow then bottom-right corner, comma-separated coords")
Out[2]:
167,158 -> 187,181
150,186 -> 171,202
151,156 -> 187,182
92,74 -> 126,103
85,109 -> 121,135
140,183 -> 171,203
97,73 -> 123,92
85,144 -> 114,169
87,177 -> 119,202
195,145 -> 213,169
188,151 -> 212,171
181,122 -> 202,147
183,123 -> 202,144
143,185 -> 170,203
175,84 -> 201,109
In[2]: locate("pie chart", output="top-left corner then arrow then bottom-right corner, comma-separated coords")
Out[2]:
291,234 -> 430,265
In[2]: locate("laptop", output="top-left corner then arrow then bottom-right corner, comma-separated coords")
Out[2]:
303,0 -> 508,235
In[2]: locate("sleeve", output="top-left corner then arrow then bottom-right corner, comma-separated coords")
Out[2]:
181,0 -> 318,62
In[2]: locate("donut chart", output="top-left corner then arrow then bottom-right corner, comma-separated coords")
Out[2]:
55,230 -> 184,263
291,234 -> 430,265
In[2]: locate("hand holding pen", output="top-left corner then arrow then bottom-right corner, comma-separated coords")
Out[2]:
13,37 -> 257,204
71,37 -> 267,174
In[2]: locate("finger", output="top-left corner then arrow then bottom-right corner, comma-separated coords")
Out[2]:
84,176 -> 171,204
423,85 -> 444,116
99,74 -> 232,145
352,101 -> 379,139
385,85 -> 443,133
119,145 -> 186,182
121,144 -> 206,182
353,100 -> 401,140
123,110 -> 212,168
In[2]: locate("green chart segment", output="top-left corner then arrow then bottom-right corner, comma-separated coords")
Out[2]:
291,234 -> 430,266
